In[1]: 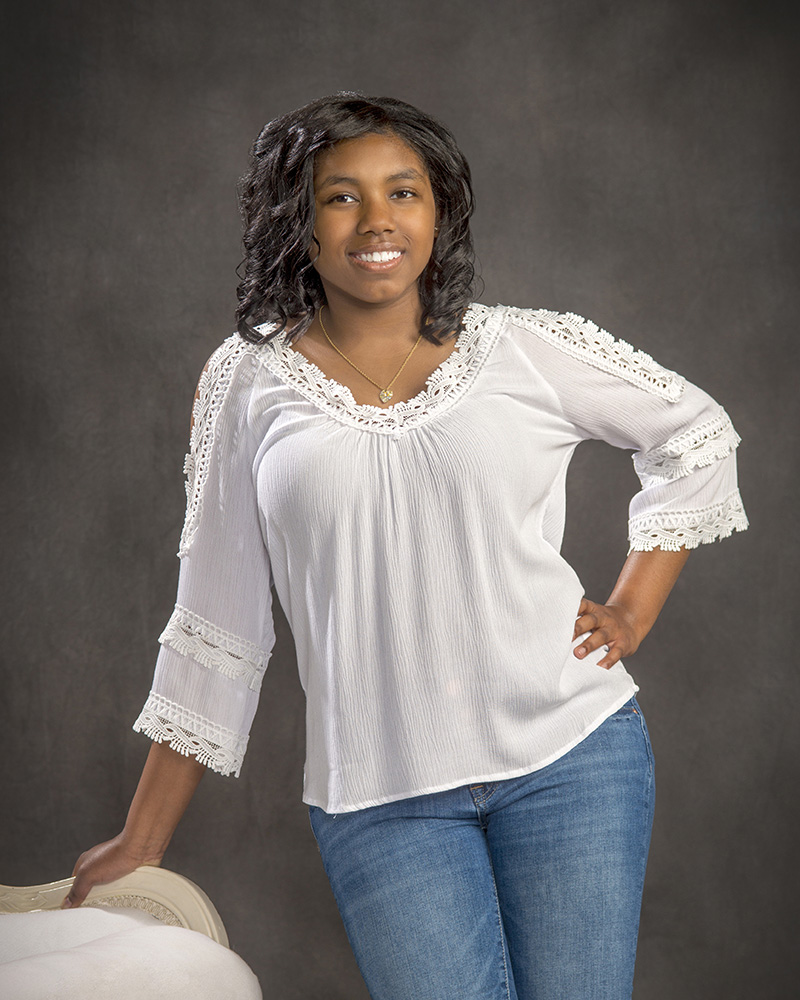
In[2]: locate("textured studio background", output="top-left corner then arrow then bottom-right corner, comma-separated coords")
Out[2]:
1,1 -> 797,997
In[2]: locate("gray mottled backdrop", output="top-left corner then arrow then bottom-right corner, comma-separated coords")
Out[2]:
2,1 -> 797,997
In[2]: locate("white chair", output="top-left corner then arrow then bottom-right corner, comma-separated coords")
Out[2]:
0,867 -> 262,999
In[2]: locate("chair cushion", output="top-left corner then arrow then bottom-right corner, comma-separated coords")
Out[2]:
0,908 -> 262,999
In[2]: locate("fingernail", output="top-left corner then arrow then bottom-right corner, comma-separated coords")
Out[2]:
575,647 -> 585,658
61,898 -> 73,909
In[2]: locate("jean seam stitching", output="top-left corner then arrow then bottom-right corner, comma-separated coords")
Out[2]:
485,843 -> 513,1000
632,703 -> 655,984
635,701 -> 654,777
470,786 -> 487,809
482,783 -> 499,804
470,782 -> 498,807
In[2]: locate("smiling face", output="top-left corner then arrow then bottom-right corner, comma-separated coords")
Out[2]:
311,132 -> 438,311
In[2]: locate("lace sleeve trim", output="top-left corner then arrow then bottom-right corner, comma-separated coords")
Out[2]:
159,605 -> 269,692
505,307 -> 685,401
179,336 -> 253,558
633,407 -> 742,487
132,692 -> 247,777
628,489 -> 749,552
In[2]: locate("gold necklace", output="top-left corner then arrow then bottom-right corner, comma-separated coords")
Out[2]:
318,305 -> 423,404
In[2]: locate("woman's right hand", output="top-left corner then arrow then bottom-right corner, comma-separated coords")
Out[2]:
62,741 -> 207,909
62,833 -> 164,908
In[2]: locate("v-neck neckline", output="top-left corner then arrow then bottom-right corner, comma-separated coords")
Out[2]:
258,303 -> 506,435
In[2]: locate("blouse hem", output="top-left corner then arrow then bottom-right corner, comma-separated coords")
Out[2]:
303,680 -> 639,814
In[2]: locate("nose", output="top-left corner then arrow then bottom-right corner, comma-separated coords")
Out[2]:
356,195 -> 395,236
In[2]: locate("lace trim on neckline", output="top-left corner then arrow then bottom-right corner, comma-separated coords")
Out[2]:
628,489 -> 749,552
505,307 -> 686,401
633,407 -> 741,487
257,303 -> 505,434
133,693 -> 247,777
159,605 -> 270,692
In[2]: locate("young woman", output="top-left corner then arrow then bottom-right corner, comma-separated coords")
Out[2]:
65,94 -> 747,999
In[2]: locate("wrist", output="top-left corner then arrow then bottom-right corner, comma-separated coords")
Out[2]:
604,601 -> 652,647
117,827 -> 169,866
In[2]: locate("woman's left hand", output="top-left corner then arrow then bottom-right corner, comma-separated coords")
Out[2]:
572,598 -> 642,670
573,548 -> 691,670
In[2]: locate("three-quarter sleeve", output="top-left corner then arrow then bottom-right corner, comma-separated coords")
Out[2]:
506,308 -> 748,552
133,337 -> 276,776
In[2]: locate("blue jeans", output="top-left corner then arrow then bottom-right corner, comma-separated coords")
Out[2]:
309,697 -> 655,1000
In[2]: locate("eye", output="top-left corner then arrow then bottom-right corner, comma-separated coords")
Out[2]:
391,189 -> 417,199
326,192 -> 357,204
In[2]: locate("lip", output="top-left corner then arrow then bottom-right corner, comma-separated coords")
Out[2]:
349,244 -> 406,272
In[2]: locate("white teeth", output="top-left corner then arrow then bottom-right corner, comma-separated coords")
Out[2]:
355,251 -> 402,263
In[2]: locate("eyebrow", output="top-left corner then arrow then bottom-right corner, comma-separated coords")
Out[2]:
317,168 -> 426,189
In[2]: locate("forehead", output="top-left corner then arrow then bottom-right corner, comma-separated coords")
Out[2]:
313,133 -> 428,184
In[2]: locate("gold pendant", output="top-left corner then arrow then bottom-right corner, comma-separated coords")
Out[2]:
379,388 -> 393,403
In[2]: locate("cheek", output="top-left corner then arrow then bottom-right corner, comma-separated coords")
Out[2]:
311,215 -> 348,256
309,221 -> 335,265
418,219 -> 437,256
419,207 -> 438,245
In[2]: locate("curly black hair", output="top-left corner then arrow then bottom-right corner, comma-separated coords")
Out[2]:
236,93 -> 478,345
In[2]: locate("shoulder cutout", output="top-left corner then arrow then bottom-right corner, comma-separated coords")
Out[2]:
504,307 -> 685,402
179,336 -> 254,557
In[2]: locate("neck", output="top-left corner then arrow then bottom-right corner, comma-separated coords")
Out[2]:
318,290 -> 424,350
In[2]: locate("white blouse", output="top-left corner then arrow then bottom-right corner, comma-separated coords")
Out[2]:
133,304 -> 747,813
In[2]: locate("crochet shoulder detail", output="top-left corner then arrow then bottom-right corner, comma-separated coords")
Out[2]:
504,307 -> 686,401
178,335 -> 255,557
